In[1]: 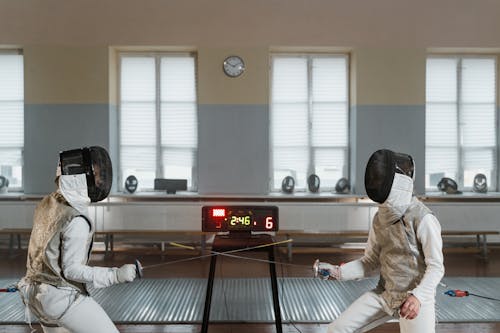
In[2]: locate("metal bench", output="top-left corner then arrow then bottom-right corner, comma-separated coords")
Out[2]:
94,230 -> 207,255
0,228 -> 32,257
0,228 -> 208,256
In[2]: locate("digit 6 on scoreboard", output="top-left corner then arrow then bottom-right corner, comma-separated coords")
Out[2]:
265,217 -> 274,230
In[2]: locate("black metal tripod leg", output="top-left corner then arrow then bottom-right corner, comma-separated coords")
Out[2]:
201,254 -> 217,333
268,247 -> 283,333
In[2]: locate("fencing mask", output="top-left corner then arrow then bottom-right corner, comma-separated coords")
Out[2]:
335,177 -> 351,194
59,146 -> 113,202
364,149 -> 414,203
281,176 -> 295,194
307,174 -> 320,193
125,175 -> 139,194
437,177 -> 461,194
472,173 -> 487,193
0,175 -> 8,194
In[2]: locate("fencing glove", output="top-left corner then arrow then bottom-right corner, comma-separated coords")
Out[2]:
116,264 -> 137,283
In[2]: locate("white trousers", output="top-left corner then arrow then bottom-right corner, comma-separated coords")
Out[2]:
326,291 -> 436,333
41,295 -> 119,333
18,281 -> 119,333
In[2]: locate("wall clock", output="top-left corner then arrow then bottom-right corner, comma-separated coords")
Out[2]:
223,55 -> 245,77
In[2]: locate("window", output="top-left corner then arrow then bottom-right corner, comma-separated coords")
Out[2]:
119,53 -> 198,191
0,51 -> 24,190
426,56 -> 497,191
270,54 -> 349,191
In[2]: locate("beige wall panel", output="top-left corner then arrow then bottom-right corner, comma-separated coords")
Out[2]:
197,47 -> 268,105
1,1 -> 500,47
353,48 -> 426,106
25,45 -> 108,104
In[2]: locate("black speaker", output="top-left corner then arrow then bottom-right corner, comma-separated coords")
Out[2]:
154,178 -> 187,194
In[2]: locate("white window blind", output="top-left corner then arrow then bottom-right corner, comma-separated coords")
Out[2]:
120,53 -> 197,191
270,54 -> 349,191
426,56 -> 497,191
0,53 -> 24,189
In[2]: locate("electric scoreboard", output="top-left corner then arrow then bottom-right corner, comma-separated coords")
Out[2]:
202,206 -> 279,232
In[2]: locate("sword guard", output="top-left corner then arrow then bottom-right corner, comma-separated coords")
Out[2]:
313,259 -> 332,279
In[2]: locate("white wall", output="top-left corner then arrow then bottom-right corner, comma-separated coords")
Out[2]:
92,201 -> 373,232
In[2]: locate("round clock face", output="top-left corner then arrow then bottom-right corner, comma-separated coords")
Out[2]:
223,56 -> 245,77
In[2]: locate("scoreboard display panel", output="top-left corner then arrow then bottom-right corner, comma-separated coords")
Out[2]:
202,206 -> 279,232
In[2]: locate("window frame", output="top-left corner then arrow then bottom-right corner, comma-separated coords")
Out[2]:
0,49 -> 24,192
425,54 -> 498,192
117,51 -> 198,192
269,52 -> 350,193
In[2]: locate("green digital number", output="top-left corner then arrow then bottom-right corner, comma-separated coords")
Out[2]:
230,215 -> 251,227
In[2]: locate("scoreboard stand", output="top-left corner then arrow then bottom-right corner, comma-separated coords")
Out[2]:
201,206 -> 282,333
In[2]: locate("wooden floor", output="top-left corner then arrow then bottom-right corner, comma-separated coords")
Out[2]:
1,242 -> 499,333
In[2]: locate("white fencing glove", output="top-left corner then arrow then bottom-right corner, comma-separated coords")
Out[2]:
116,264 -> 137,283
316,262 -> 341,280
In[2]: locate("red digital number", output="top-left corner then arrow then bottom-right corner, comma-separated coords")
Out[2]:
265,216 -> 274,229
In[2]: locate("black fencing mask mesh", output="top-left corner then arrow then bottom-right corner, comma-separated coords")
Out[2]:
60,146 -> 113,202
364,149 -> 414,203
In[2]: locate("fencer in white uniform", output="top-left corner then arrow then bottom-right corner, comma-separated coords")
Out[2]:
317,149 -> 445,333
18,146 -> 137,333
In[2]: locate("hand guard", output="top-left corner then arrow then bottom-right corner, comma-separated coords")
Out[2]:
313,259 -> 341,280
116,264 -> 137,283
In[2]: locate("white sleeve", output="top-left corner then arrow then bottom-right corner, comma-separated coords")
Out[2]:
340,224 -> 381,280
61,217 -> 119,289
411,214 -> 445,304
